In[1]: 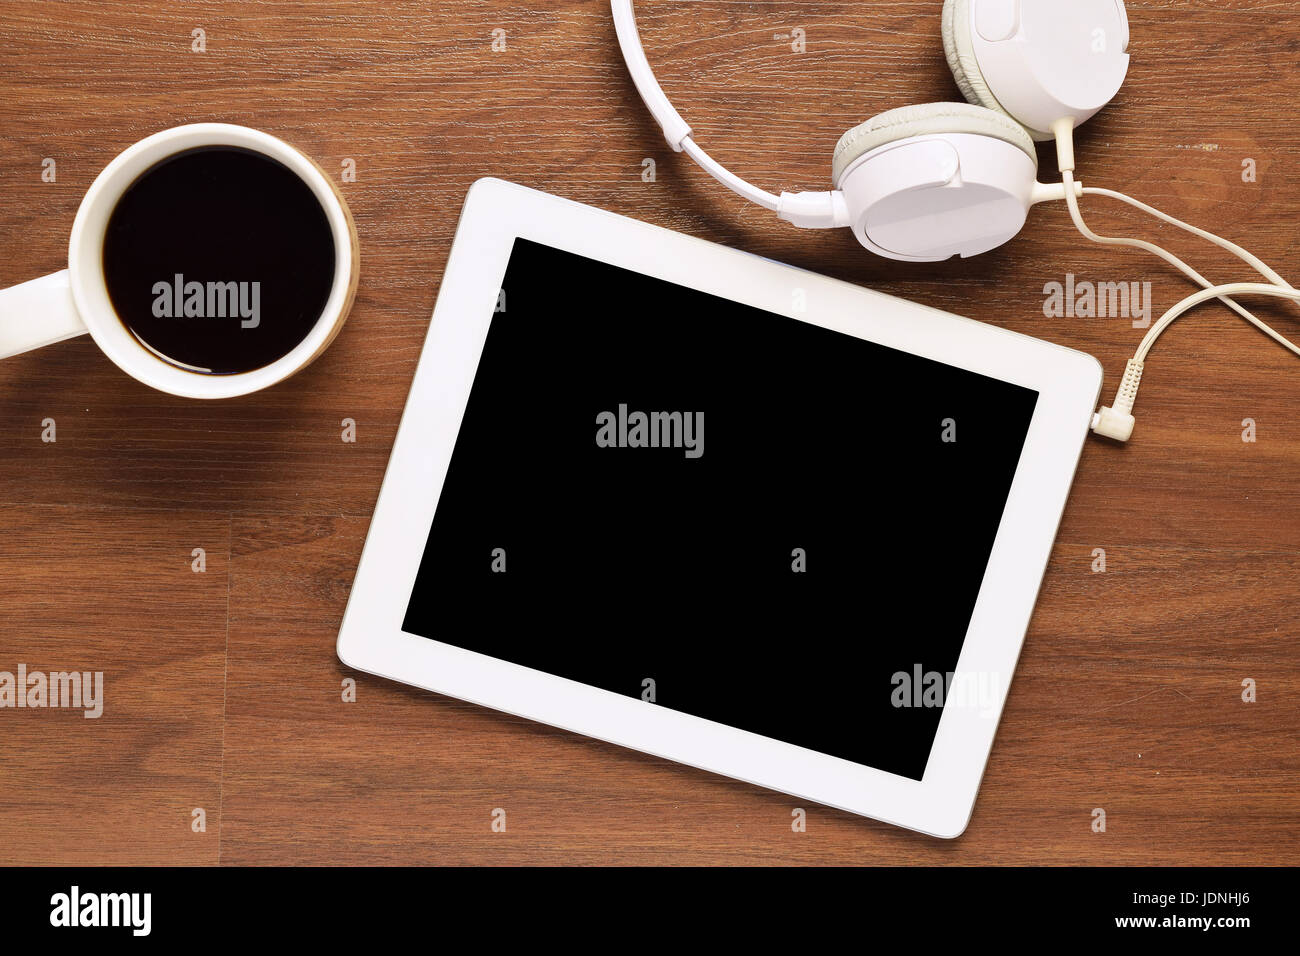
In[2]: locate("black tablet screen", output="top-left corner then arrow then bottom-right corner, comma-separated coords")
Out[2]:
402,238 -> 1038,781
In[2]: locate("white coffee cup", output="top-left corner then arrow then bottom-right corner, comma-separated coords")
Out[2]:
0,123 -> 359,398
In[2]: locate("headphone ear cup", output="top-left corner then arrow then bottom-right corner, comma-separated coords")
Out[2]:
833,103 -> 1039,261
941,0 -> 1130,140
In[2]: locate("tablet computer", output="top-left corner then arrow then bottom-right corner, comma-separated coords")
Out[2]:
337,178 -> 1102,838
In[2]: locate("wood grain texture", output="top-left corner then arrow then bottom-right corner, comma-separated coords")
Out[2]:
0,1 -> 1296,865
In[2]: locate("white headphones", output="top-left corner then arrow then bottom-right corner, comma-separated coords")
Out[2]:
614,1 -> 1300,444
612,0 -> 1130,262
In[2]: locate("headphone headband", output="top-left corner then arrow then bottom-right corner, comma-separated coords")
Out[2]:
611,0 -> 691,152
611,0 -> 850,227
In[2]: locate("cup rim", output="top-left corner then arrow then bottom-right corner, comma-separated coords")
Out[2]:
68,123 -> 355,399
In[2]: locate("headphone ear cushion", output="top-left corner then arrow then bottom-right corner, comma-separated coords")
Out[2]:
832,102 -> 1036,186
941,0 -> 1004,115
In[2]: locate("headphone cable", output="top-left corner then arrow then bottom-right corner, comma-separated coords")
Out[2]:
1051,120 -> 1300,439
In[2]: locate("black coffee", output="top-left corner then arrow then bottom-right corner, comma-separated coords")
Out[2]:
102,146 -> 336,374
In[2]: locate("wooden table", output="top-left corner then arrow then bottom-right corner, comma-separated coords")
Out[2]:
1,1 -> 1296,866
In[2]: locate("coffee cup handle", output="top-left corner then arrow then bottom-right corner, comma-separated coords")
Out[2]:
0,270 -> 89,361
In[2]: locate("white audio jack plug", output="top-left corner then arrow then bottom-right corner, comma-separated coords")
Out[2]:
1091,358 -> 1144,441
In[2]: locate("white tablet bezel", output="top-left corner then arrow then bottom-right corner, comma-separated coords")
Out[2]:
337,177 -> 1102,839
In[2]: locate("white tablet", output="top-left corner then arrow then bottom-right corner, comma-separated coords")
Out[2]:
337,178 -> 1102,838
